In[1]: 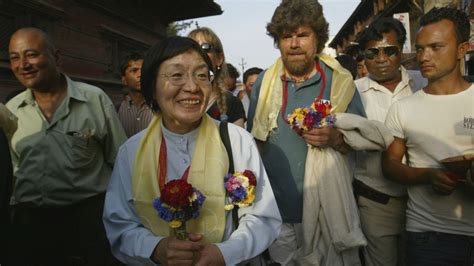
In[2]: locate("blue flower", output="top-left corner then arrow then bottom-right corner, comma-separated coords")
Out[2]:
231,186 -> 247,201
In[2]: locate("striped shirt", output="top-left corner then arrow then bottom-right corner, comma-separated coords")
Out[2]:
117,96 -> 154,137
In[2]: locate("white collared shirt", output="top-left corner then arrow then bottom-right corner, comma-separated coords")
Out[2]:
353,67 -> 426,196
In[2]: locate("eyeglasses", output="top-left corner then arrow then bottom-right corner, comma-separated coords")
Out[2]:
363,45 -> 400,60
200,43 -> 215,52
160,70 -> 214,86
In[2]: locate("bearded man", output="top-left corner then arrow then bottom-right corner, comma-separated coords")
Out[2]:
247,0 -> 366,264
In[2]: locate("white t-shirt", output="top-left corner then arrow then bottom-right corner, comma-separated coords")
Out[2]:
385,85 -> 474,236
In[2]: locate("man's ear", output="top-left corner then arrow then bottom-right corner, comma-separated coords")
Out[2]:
53,49 -> 62,66
121,76 -> 127,86
457,41 -> 470,60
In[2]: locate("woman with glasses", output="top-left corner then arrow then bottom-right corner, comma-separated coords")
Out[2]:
103,36 -> 281,265
188,27 -> 246,128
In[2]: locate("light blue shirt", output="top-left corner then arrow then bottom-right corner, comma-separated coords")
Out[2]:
103,120 -> 282,265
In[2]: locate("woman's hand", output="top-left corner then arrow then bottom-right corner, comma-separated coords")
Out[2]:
194,244 -> 225,266
152,234 -> 204,265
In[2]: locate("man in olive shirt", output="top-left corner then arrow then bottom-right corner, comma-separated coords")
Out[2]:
6,27 -> 126,264
0,103 -> 16,265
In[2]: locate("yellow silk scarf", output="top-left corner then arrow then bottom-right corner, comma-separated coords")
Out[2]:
132,114 -> 228,243
251,54 -> 356,141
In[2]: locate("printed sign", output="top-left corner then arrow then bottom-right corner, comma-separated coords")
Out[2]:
393,13 -> 411,53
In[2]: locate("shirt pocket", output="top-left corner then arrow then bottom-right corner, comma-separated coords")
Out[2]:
64,129 -> 99,169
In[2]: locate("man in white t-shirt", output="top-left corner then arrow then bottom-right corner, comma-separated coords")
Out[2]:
383,7 -> 474,266
354,17 -> 426,266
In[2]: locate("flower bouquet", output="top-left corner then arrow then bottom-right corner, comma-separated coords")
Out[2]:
153,179 -> 206,240
287,99 -> 337,135
224,170 -> 257,210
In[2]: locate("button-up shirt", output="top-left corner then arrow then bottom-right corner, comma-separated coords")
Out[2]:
354,67 -> 426,196
117,95 -> 154,137
6,75 -> 126,206
103,120 -> 282,265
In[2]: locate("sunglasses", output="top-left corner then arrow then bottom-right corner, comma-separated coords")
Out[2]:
200,43 -> 215,52
363,45 -> 400,60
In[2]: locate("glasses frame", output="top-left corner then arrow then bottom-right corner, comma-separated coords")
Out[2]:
159,70 -> 214,87
363,45 -> 400,60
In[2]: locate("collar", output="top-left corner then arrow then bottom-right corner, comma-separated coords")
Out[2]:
280,63 -> 323,88
360,66 -> 412,94
16,74 -> 87,108
161,119 -> 200,148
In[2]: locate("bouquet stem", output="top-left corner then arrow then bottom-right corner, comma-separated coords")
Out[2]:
173,223 -> 189,240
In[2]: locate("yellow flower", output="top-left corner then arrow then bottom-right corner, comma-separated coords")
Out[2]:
169,220 -> 182,229
224,204 -> 234,211
244,186 -> 256,205
237,202 -> 250,208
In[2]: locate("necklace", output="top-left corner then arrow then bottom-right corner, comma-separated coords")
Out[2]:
158,135 -> 190,190
281,61 -> 326,124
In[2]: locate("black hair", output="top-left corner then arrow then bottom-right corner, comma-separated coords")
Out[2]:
141,36 -> 214,112
335,54 -> 357,79
119,52 -> 144,76
226,63 -> 239,79
358,17 -> 407,50
420,6 -> 470,43
243,67 -> 263,84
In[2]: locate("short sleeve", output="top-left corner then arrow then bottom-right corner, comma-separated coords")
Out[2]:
384,101 -> 405,139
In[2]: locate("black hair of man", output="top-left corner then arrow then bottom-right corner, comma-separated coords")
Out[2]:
243,67 -> 264,84
358,17 -> 407,50
335,54 -> 357,79
355,54 -> 365,63
140,37 -> 214,113
420,6 -> 470,44
226,63 -> 239,79
119,52 -> 144,76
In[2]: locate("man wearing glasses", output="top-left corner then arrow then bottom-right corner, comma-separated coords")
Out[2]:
353,18 -> 426,266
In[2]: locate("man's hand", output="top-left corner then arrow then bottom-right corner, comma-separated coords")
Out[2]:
194,244 -> 225,266
151,234 -> 204,265
302,127 -> 349,153
426,168 -> 457,195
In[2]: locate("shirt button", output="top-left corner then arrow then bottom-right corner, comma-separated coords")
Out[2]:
136,117 -> 140,121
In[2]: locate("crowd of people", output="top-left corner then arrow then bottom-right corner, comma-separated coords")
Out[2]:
0,0 -> 473,265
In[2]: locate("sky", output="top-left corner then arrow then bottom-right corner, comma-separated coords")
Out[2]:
181,0 -> 361,76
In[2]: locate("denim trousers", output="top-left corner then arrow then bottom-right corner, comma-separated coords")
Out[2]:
407,231 -> 474,266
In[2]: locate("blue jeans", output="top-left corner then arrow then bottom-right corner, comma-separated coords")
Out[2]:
407,231 -> 474,266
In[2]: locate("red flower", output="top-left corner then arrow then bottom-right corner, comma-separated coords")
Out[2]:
161,179 -> 194,207
243,170 -> 257,186
314,100 -> 332,117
